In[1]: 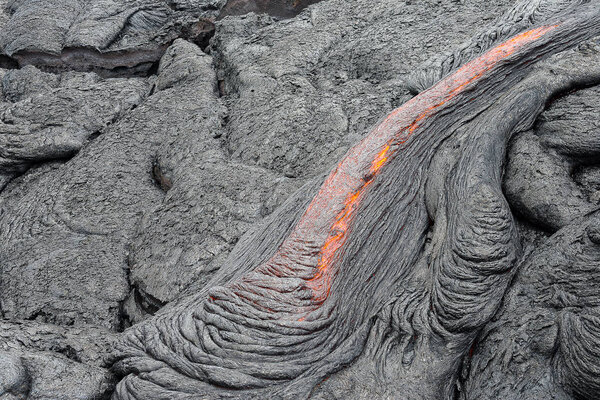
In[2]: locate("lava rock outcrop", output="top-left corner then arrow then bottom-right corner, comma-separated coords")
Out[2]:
0,0 -> 599,399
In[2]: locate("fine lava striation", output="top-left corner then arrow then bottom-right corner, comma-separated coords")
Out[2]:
0,0 -> 600,399
110,2 -> 600,399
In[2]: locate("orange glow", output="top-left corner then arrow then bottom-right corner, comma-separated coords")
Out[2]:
306,140 -> 391,301
299,25 -> 557,304
406,25 -> 557,134
370,145 -> 390,174
217,25 -> 559,317
306,182 -> 372,302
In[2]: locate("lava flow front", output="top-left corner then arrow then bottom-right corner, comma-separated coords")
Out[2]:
214,24 -> 558,310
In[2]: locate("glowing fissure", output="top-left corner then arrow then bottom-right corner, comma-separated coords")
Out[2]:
299,25 -> 557,303
219,24 -> 558,310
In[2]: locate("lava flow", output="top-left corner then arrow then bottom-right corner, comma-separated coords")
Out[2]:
220,24 -> 558,308
298,25 -> 557,303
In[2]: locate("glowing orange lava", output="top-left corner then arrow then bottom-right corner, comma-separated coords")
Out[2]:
217,24 -> 559,313
299,25 -> 558,303
305,143 -> 391,301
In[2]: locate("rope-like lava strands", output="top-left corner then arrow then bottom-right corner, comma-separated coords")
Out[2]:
299,25 -> 555,305
405,0 -> 590,93
112,3 -> 600,399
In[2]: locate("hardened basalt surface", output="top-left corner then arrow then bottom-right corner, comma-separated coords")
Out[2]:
0,0 -> 599,399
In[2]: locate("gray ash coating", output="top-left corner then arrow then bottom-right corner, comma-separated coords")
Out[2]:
0,0 -> 599,399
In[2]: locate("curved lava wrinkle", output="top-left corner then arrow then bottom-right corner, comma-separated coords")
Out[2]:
111,4 -> 600,399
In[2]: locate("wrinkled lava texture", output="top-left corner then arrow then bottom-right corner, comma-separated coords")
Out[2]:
0,0 -> 600,399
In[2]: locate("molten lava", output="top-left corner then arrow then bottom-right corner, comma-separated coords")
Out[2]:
300,25 -> 557,303
217,24 -> 558,310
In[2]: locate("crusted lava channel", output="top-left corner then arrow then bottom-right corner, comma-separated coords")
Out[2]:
111,6 -> 600,398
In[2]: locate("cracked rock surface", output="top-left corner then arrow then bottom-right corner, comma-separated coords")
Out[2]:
0,65 -> 150,189
0,0 -> 599,399
0,0 -> 226,72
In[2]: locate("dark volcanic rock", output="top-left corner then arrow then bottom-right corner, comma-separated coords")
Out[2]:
0,65 -> 150,189
125,38 -> 301,320
0,350 -> 114,399
504,84 -> 600,231
212,0 -> 513,180
219,0 -> 322,19
0,39 -> 218,330
110,3 -> 600,399
0,320 -> 118,399
124,0 -> 517,315
0,0 -> 226,72
462,211 -> 600,400
0,0 -> 599,399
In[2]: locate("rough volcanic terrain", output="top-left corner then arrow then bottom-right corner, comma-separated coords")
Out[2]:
0,0 -> 599,399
